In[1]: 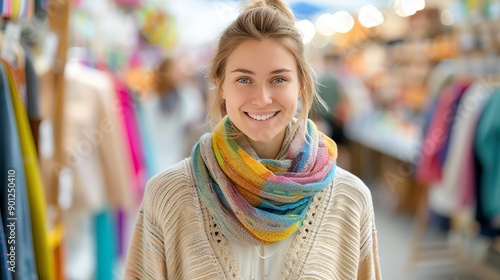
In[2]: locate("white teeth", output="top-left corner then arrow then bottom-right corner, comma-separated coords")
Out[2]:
247,112 -> 278,121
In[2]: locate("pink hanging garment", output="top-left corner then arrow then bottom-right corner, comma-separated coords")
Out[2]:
416,79 -> 472,184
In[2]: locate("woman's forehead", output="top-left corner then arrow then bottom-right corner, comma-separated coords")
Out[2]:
225,39 -> 298,74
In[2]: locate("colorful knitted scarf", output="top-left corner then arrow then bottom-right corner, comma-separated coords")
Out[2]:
192,116 -> 337,245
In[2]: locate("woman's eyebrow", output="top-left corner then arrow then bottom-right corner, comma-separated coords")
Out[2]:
269,68 -> 292,74
230,68 -> 255,75
229,68 -> 292,75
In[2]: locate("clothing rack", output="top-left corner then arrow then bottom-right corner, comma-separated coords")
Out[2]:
408,70 -> 500,279
1,2 -> 65,279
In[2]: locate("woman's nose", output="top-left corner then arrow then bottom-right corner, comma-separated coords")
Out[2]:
252,86 -> 272,106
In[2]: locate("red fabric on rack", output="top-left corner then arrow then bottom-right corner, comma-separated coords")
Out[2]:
416,79 -> 472,184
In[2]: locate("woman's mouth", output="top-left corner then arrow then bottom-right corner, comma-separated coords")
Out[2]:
245,111 -> 280,121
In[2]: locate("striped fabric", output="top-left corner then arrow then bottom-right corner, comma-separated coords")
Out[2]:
192,116 -> 337,245
1,0 -> 34,19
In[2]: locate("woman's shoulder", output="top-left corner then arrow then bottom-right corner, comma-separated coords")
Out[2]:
331,166 -> 374,209
141,158 -> 197,217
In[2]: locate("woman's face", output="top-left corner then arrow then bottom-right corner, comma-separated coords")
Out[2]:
221,39 -> 300,154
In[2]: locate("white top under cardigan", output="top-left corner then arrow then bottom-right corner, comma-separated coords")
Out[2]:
227,233 -> 297,280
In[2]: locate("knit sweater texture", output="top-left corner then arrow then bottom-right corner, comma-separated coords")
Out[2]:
125,158 -> 381,279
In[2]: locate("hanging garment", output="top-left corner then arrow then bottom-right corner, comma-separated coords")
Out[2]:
62,61 -> 133,279
0,212 -> 12,280
24,46 -> 40,119
63,210 -> 95,280
23,44 -> 42,152
53,234 -> 65,280
94,209 -> 116,280
113,77 -> 146,204
428,82 -> 492,217
421,74 -> 455,144
63,61 -> 133,212
458,84 -> 495,207
108,73 -> 146,259
135,102 -> 158,179
416,79 -> 472,184
0,62 -> 37,280
0,0 -> 34,19
117,209 -> 126,259
3,60 -> 55,279
474,87 -> 500,234
46,222 -> 66,280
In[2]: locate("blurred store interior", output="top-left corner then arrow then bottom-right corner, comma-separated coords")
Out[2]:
1,0 -> 500,279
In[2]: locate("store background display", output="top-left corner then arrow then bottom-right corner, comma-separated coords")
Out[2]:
1,0 -> 500,279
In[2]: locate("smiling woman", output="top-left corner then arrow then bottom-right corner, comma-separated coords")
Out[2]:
124,0 -> 381,279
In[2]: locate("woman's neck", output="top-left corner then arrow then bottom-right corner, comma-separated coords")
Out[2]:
246,129 -> 286,159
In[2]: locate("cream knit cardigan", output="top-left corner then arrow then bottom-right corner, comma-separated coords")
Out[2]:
125,158 -> 382,279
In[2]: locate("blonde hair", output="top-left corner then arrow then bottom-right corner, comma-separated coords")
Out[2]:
207,0 -> 318,136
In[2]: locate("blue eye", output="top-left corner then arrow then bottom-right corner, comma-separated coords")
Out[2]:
237,77 -> 251,83
272,77 -> 286,83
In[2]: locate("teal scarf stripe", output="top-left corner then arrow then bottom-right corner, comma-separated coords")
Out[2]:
257,196 -> 312,214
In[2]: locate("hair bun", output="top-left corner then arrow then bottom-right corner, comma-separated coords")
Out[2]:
243,0 -> 295,23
